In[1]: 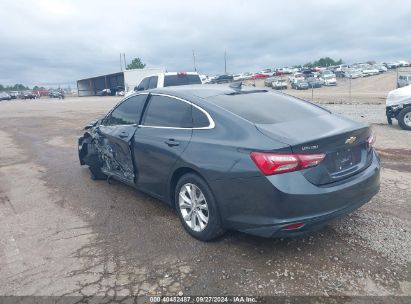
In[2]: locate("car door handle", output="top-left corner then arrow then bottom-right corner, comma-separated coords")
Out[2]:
119,131 -> 129,138
164,139 -> 180,147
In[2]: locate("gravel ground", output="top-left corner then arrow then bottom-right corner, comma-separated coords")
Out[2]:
0,85 -> 410,300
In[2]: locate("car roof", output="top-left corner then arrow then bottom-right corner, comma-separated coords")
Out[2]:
148,84 -> 238,98
144,72 -> 199,77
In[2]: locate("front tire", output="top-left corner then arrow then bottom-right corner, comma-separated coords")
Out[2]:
398,107 -> 411,131
175,173 -> 225,241
81,141 -> 106,180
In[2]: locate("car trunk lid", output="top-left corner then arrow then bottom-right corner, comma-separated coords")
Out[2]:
256,114 -> 373,185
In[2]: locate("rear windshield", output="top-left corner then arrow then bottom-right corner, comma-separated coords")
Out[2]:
210,92 -> 328,124
163,74 -> 202,87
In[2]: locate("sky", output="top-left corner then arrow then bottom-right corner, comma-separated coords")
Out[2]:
0,0 -> 410,86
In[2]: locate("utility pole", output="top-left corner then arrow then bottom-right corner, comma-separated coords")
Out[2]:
119,53 -> 123,72
224,50 -> 227,74
192,50 -> 197,72
311,84 -> 314,101
123,53 -> 127,70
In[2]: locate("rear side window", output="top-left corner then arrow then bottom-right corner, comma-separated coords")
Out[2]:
210,93 -> 328,124
192,107 -> 210,128
107,94 -> 147,125
163,74 -> 202,87
148,76 -> 158,89
143,95 -> 192,128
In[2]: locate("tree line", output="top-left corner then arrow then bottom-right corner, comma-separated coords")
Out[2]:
0,84 -> 30,91
303,57 -> 344,68
0,84 -> 48,91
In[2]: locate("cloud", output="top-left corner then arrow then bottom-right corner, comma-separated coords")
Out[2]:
0,0 -> 410,86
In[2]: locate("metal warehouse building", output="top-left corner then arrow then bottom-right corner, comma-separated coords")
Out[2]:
77,67 -> 165,97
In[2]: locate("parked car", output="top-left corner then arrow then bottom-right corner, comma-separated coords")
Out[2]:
320,74 -> 337,86
232,73 -> 252,81
397,75 -> 411,88
78,85 -> 380,240
289,72 -> 304,83
49,90 -> 65,99
276,67 -> 292,75
132,72 -> 203,94
345,69 -> 362,79
334,70 -> 345,78
251,73 -> 269,80
208,74 -> 234,84
386,85 -> 411,130
264,77 -> 277,87
259,69 -> 273,77
241,72 -> 253,80
96,89 -> 111,96
8,91 -> 18,99
398,60 -> 410,67
233,74 -> 243,81
306,77 -> 322,88
291,79 -> 309,90
301,69 -> 314,78
384,62 -> 399,69
0,92 -> 11,101
272,79 -> 288,90
335,64 -> 349,72
22,91 -> 36,99
361,65 -> 380,76
202,75 -> 216,84
373,64 -> 387,73
319,70 -> 335,77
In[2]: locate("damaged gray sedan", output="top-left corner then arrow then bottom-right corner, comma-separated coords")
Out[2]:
79,85 -> 380,241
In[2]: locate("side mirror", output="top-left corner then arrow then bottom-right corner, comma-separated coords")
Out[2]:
135,86 -> 144,91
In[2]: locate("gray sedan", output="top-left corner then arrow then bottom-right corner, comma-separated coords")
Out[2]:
79,85 -> 380,241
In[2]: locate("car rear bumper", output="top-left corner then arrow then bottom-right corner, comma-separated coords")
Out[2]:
211,150 -> 380,238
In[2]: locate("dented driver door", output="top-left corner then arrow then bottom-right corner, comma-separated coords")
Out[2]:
97,124 -> 138,182
96,94 -> 148,183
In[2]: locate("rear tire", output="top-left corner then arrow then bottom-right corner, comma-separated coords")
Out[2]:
175,173 -> 225,241
398,107 -> 411,131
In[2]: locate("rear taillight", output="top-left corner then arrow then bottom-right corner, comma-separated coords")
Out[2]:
250,152 -> 325,176
367,132 -> 376,150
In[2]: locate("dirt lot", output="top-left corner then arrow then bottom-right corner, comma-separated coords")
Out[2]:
0,73 -> 410,300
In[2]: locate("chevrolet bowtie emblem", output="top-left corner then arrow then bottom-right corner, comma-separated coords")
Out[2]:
345,136 -> 357,144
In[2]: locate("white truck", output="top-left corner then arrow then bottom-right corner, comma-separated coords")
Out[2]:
386,85 -> 411,130
125,72 -> 202,96
123,67 -> 166,93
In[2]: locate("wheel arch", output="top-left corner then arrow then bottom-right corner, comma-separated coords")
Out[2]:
168,166 -> 209,208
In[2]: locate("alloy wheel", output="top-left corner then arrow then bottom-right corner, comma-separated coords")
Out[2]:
178,183 -> 209,232
404,112 -> 411,127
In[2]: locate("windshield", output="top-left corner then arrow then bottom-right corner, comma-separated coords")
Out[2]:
163,74 -> 202,87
